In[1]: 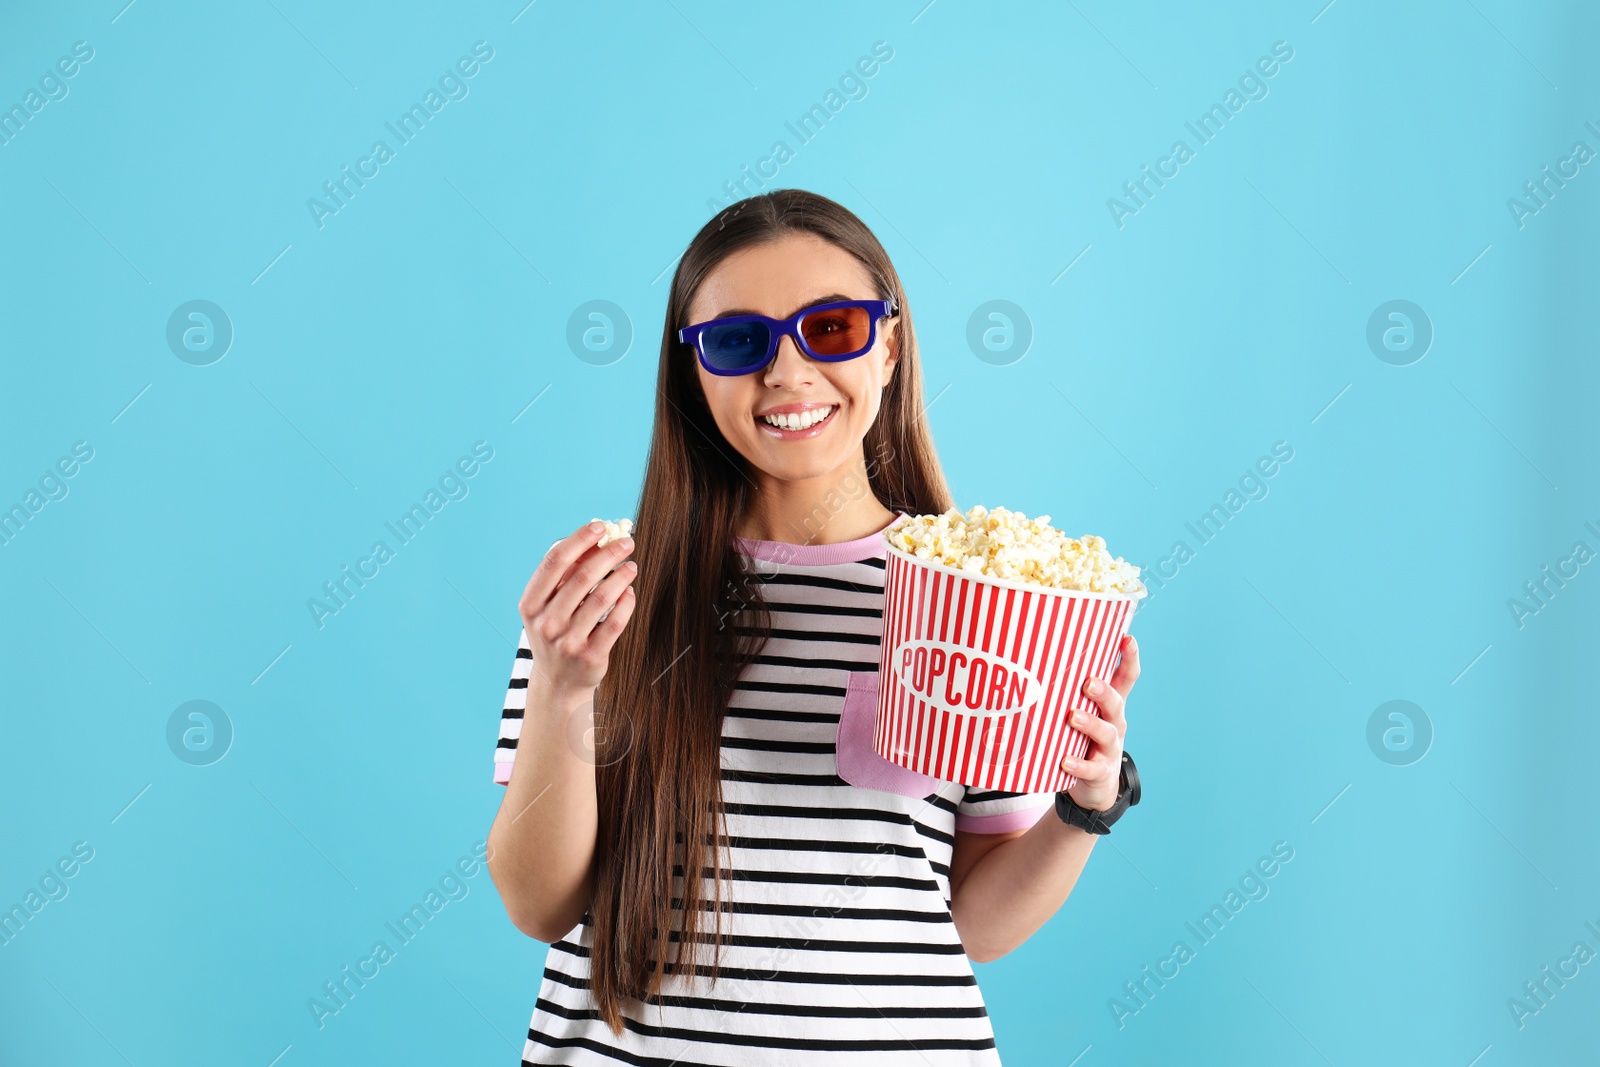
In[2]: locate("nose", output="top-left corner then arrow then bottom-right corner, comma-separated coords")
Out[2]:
761,331 -> 815,388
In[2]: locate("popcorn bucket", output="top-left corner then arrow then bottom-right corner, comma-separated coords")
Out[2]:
874,542 -> 1144,792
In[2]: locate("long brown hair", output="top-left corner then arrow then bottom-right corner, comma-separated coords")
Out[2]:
587,188 -> 954,1035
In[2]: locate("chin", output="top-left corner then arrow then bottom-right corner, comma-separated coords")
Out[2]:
752,445 -> 843,477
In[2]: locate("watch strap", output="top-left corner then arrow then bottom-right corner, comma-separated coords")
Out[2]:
1055,751 -> 1139,834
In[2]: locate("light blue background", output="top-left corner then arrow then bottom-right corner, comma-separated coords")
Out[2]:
2,1 -> 1596,1064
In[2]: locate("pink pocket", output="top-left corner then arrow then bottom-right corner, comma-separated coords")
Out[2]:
836,671 -> 940,798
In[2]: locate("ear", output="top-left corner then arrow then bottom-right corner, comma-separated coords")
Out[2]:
882,316 -> 901,386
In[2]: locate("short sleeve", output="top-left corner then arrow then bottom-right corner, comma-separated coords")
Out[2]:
955,786 -> 1056,834
493,626 -> 533,785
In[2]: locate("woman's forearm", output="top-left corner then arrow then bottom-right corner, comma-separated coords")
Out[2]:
487,679 -> 600,942
950,811 -> 1098,963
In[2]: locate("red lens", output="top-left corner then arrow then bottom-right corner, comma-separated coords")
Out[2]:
800,306 -> 872,356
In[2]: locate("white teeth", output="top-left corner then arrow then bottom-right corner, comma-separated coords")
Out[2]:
761,405 -> 834,430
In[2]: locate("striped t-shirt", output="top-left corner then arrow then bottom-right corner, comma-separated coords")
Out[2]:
493,517 -> 1057,1065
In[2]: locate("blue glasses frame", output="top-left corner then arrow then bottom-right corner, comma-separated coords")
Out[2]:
677,298 -> 898,376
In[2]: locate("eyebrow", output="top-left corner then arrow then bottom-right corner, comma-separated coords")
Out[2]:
711,293 -> 855,319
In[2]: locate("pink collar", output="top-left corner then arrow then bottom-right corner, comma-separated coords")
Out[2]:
735,511 -> 908,565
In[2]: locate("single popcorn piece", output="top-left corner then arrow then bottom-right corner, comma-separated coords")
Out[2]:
885,506 -> 1144,595
592,517 -> 634,548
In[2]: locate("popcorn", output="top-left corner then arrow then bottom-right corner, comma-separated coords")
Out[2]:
592,517 -> 634,548
884,505 -> 1144,595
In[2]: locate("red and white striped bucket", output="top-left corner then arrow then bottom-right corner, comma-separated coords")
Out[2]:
874,541 -> 1144,792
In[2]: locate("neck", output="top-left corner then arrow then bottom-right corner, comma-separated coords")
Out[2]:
736,454 -> 896,546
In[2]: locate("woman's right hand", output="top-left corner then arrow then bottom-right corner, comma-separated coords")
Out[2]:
518,520 -> 639,695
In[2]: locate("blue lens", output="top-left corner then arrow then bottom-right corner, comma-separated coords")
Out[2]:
701,319 -> 771,371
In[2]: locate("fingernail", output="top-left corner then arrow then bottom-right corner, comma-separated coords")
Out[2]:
1087,679 -> 1102,694
589,520 -> 603,532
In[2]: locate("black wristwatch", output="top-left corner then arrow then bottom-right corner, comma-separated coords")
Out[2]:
1054,751 -> 1141,835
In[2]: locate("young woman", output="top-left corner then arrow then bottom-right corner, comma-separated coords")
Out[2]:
487,189 -> 1142,1065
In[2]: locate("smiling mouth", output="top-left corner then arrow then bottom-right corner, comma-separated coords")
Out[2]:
755,404 -> 838,436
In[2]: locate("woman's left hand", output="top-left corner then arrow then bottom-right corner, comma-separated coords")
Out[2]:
1061,634 -> 1140,813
